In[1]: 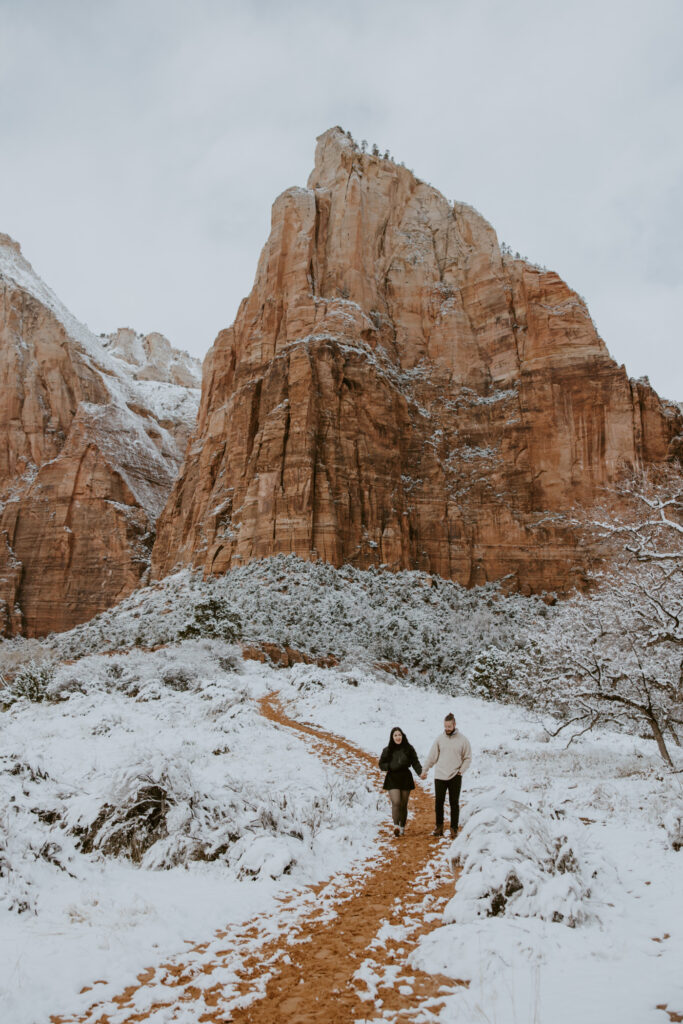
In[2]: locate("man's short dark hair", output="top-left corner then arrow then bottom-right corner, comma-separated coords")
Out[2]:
444,713 -> 455,723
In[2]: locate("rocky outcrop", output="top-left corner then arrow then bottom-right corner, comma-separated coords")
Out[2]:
150,128 -> 681,593
150,128 -> 683,593
0,234 -> 201,636
103,327 -> 201,389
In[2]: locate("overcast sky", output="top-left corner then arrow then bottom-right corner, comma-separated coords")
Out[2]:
1,0 -> 681,399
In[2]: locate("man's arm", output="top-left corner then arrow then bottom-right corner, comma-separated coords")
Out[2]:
459,737 -> 472,775
420,738 -> 439,779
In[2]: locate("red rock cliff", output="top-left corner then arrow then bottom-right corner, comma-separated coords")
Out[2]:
151,128 -> 681,591
0,235 -> 200,636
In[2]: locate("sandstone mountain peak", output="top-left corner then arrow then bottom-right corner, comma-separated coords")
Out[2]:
0,232 -> 23,256
151,131 -> 682,592
306,126 -> 358,189
307,125 -> 418,192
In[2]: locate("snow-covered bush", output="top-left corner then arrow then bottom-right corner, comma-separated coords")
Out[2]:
64,754 -> 377,874
177,597 -> 243,643
0,806 -> 38,914
466,642 -> 547,711
35,556 -> 552,697
467,645 -> 512,701
69,754 -> 266,870
445,793 -> 603,928
72,759 -> 200,865
45,639 -> 244,705
0,637 -> 47,675
0,660 -> 57,708
663,805 -> 683,852
0,757 -> 77,915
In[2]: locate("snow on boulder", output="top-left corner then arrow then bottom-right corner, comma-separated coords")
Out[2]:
232,834 -> 299,880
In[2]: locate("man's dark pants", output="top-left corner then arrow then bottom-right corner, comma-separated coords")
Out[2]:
434,774 -> 462,830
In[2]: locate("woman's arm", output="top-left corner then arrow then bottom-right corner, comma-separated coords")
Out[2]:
378,746 -> 390,771
410,746 -> 423,776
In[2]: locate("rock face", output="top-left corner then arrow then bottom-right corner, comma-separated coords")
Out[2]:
0,234 -> 201,636
151,128 -> 682,591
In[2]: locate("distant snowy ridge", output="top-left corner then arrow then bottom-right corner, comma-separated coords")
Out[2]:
0,233 -> 201,514
0,233 -> 110,362
0,232 -> 200,464
102,327 -> 201,389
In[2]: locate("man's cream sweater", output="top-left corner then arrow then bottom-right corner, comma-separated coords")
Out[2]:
423,730 -> 472,780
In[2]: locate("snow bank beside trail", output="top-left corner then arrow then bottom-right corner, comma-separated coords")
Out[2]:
445,793 -> 606,927
0,641 -> 384,1024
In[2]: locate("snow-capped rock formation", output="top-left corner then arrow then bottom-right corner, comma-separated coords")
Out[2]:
103,327 -> 200,389
0,233 -> 201,636
151,127 -> 682,590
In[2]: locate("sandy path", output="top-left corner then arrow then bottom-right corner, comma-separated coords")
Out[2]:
51,693 -> 465,1024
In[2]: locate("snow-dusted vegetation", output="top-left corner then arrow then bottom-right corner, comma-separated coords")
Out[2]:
0,640 -> 385,1022
1,516 -> 682,1021
13,520 -> 679,768
1,641 -> 379,910
445,793 -> 604,928
22,555 -> 550,686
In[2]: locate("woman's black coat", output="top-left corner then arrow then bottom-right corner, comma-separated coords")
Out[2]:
379,743 -> 422,791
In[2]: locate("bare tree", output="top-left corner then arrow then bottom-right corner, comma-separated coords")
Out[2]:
543,601 -> 682,765
593,471 -> 682,652
539,470 -> 683,765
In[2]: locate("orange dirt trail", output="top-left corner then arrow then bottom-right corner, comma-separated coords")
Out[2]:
51,693 -> 466,1024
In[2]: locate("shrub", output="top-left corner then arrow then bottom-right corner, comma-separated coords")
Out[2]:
446,794 -> 603,928
663,806 -> 683,852
177,599 -> 243,642
0,662 -> 56,708
76,767 -> 181,863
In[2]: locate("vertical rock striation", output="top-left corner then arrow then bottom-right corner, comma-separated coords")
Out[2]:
149,128 -> 681,591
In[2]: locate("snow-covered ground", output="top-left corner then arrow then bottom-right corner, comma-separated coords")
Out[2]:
1,588 -> 682,1023
280,665 -> 683,1024
0,643 -> 383,1024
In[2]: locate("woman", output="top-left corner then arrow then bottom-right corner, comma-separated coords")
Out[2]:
379,726 -> 422,837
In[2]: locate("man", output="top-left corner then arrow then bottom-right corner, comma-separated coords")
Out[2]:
421,713 -> 472,837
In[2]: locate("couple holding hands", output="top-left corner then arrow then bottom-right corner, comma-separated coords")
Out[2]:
378,713 -> 472,838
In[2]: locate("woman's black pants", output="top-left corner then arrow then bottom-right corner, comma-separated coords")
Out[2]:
434,775 -> 462,830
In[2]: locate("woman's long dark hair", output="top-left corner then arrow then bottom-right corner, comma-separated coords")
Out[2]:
387,725 -> 412,752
